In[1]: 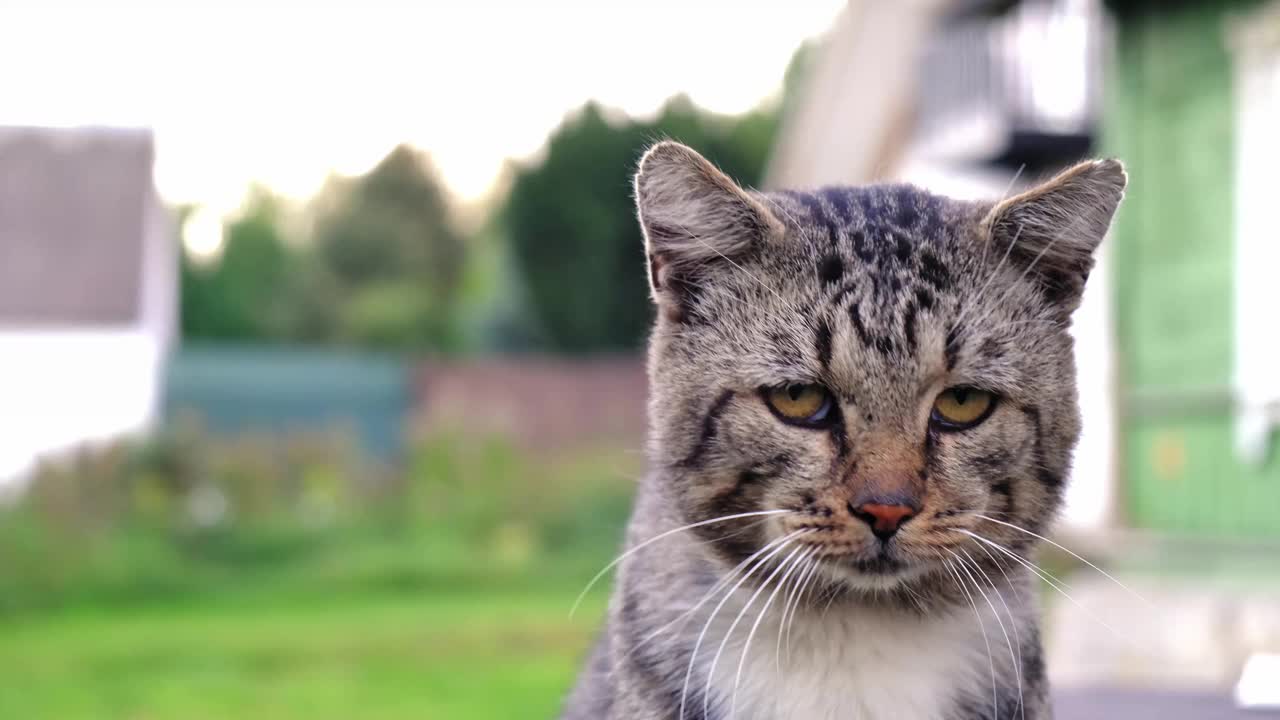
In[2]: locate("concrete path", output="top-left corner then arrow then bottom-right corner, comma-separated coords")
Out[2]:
1056,688 -> 1271,719
1047,574 -> 1280,688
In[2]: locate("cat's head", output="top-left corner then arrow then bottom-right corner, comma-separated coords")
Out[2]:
635,141 -> 1124,593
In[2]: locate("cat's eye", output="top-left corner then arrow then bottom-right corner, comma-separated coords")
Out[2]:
931,387 -> 996,430
764,384 -> 834,427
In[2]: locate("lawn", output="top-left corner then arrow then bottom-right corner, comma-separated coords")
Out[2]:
0,585 -> 608,720
0,434 -> 633,720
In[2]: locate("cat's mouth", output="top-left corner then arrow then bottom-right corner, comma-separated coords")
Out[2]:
848,548 -> 906,575
826,547 -> 938,591
784,532 -> 935,589
774,503 -> 949,588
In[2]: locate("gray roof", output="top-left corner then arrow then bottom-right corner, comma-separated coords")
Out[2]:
0,127 -> 156,326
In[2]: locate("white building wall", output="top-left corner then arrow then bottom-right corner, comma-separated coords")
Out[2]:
0,330 -> 164,485
1231,7 -> 1280,464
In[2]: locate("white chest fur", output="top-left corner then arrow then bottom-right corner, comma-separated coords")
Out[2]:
686,593 -> 1006,720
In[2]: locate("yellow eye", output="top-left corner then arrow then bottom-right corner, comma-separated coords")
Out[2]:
765,384 -> 834,425
931,387 -> 996,429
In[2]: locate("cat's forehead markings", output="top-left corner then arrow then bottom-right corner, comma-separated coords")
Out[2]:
817,186 -> 857,224
830,281 -> 859,309
781,189 -> 841,246
818,254 -> 845,285
914,287 -> 935,311
902,300 -> 920,356
779,185 -> 950,262
944,324 -> 964,371
754,184 -> 966,366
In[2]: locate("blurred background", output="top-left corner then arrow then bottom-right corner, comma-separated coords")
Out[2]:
1,1 -> 1278,718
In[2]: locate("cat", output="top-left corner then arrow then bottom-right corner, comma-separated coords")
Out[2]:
561,141 -> 1125,720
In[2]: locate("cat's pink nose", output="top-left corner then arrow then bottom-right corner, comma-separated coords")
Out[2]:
849,502 -> 918,540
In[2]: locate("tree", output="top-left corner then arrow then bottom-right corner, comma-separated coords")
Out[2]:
179,147 -> 467,351
502,97 -> 779,353
180,191 -> 297,342
312,146 -> 466,349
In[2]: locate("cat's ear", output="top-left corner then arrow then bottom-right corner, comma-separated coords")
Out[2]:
982,158 -> 1126,310
634,141 -> 782,321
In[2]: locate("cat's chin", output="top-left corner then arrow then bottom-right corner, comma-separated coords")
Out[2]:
818,548 -> 936,592
850,554 -> 908,576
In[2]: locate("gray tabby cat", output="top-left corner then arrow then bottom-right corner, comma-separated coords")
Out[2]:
562,141 -> 1125,720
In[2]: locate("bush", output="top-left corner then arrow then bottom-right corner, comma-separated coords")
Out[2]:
0,428 -> 638,615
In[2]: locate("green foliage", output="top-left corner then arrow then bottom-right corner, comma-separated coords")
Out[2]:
318,148 -> 463,288
179,147 -> 465,351
502,97 -> 780,352
181,192 -> 299,341
0,585 -> 600,720
337,279 -> 442,348
0,429 -> 636,615
0,431 -> 630,717
315,147 -> 467,349
451,215 -> 549,352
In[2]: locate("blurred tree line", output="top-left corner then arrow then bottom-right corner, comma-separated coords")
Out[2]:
180,48 -> 807,354
181,148 -> 467,350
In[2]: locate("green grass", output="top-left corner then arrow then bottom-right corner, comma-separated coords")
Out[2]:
0,434 -> 635,720
0,583 -> 609,720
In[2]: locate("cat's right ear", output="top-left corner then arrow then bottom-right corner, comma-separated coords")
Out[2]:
634,141 -> 782,322
982,158 -> 1126,313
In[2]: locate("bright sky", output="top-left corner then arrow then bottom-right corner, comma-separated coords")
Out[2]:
0,1 -> 844,217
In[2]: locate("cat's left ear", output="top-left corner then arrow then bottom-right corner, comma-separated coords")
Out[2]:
982,159 -> 1126,310
634,141 -> 783,322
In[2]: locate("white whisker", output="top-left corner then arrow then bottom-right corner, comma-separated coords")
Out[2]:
771,550 -> 808,673
732,546 -> 812,718
960,530 -> 1073,594
704,541 -> 810,718
625,519 -> 781,658
951,548 -> 1020,719
776,553 -> 820,670
788,555 -> 823,662
569,509 -> 790,618
964,545 -> 1026,720
972,514 -> 1153,610
679,530 -> 806,720
941,555 -> 997,719
960,530 -> 1144,650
